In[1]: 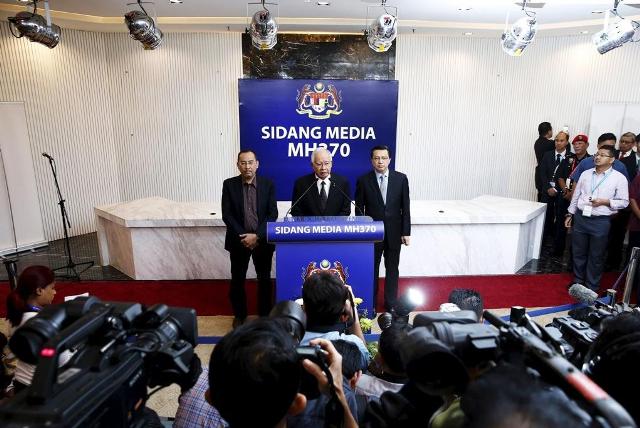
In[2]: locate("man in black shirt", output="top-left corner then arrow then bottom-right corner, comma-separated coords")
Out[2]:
534,121 -> 554,203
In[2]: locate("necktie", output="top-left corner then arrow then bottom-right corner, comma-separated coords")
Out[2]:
319,181 -> 327,212
619,152 -> 624,160
555,153 -> 561,165
379,175 -> 387,205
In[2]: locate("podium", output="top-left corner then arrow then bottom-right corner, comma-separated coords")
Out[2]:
267,216 -> 384,316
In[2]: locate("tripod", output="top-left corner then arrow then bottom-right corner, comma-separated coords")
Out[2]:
44,154 -> 93,280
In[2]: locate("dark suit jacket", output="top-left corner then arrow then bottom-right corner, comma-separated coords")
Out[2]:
539,151 -> 572,203
534,137 -> 555,191
620,153 -> 638,182
355,170 -> 410,250
290,173 -> 351,217
222,175 -> 278,251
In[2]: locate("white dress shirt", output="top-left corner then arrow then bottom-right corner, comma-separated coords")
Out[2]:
568,167 -> 629,216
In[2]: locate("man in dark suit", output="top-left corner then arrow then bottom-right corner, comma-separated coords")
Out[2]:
534,121 -> 555,202
355,145 -> 410,312
290,148 -> 351,217
222,150 -> 278,327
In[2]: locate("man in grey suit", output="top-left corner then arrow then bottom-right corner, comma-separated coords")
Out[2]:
355,145 -> 410,312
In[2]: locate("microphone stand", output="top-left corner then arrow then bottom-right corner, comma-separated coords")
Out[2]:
44,155 -> 93,280
0,146 -> 19,290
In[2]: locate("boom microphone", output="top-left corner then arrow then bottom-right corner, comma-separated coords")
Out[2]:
331,182 -> 363,215
568,283 -> 598,306
285,179 -> 318,218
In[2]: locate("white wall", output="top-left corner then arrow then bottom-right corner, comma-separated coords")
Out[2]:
396,34 -> 640,201
1,23 -> 640,239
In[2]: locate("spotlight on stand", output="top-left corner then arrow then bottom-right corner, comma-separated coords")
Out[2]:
365,0 -> 398,53
592,1 -> 639,54
124,1 -> 163,50
247,1 -> 278,50
501,1 -> 537,56
8,0 -> 61,49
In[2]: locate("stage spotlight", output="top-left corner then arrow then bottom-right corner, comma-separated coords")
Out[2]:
8,1 -> 61,49
367,12 -> 398,52
248,2 -> 278,50
501,14 -> 537,56
592,3 -> 639,55
124,1 -> 163,50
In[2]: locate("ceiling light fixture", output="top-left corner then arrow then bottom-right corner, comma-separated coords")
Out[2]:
247,1 -> 278,50
592,0 -> 639,54
501,0 -> 537,57
124,1 -> 163,50
464,32 -> 473,36
8,0 -> 61,49
317,1 -> 330,5
365,0 -> 398,53
169,0 -> 183,4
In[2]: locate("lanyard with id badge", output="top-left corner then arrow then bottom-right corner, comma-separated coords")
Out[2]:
583,170 -> 610,217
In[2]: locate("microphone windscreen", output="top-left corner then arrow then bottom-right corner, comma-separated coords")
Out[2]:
568,283 -> 598,305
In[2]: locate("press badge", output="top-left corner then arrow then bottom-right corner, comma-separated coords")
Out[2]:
582,205 -> 593,217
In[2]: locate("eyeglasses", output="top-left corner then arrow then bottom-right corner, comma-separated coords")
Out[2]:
313,161 -> 332,167
372,156 -> 389,162
594,153 -> 613,158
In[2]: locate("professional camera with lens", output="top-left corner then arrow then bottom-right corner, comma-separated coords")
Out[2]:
0,296 -> 201,428
391,307 -> 636,428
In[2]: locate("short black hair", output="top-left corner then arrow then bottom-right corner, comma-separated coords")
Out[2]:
332,340 -> 365,379
598,145 -> 616,158
379,323 -> 411,374
586,312 -> 640,425
538,122 -> 552,137
209,319 -> 301,428
237,150 -> 257,162
302,271 -> 349,327
461,363 -> 588,428
370,145 -> 391,158
448,288 -> 484,320
597,133 -> 617,144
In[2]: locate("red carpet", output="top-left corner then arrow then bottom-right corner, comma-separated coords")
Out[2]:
0,272 -> 623,317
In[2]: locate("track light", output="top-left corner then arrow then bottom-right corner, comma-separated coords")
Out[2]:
365,1 -> 398,53
8,1 -> 60,49
247,1 -> 278,50
592,1 -> 639,54
501,1 -> 537,57
124,1 -> 163,50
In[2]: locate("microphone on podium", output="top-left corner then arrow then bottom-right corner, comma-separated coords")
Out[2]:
42,152 -> 54,160
285,179 -> 318,218
331,182 -> 363,215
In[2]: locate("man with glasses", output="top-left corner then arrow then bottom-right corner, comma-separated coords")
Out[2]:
290,147 -> 352,217
355,145 -> 411,312
222,150 -> 278,328
565,145 -> 629,292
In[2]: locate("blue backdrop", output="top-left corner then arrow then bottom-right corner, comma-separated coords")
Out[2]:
239,79 -> 399,200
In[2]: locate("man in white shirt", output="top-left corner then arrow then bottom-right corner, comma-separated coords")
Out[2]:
565,145 -> 629,291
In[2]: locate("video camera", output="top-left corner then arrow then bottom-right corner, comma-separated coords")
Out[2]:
0,296 -> 201,428
394,308 -> 636,428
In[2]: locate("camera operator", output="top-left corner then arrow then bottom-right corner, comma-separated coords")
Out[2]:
357,323 -> 409,401
289,339 -> 362,427
301,271 -> 370,368
208,318 -> 358,428
174,366 -> 226,428
460,363 -> 590,428
5,266 -> 72,393
447,289 -> 484,322
584,312 -> 640,425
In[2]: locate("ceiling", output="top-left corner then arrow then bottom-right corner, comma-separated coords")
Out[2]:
1,0 -> 639,36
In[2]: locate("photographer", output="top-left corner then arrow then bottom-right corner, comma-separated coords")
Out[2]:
208,318 -> 357,428
584,312 -> 640,425
5,266 -> 72,392
301,271 -> 370,368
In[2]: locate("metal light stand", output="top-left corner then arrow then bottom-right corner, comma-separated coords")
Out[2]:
622,246 -> 640,305
0,146 -> 19,290
44,155 -> 93,280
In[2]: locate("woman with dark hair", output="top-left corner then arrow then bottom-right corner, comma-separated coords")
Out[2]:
5,265 -> 65,392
